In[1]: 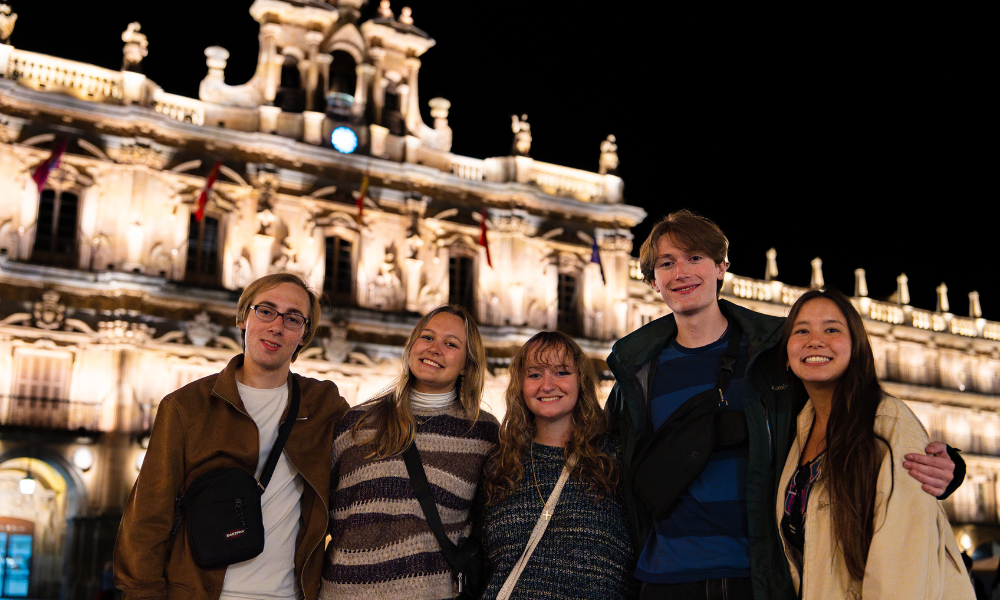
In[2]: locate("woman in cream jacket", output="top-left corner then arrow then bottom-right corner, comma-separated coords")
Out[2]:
775,289 -> 973,599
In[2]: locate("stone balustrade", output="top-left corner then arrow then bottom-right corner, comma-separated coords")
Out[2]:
151,90 -> 206,126
450,154 -> 486,181
5,48 -> 123,101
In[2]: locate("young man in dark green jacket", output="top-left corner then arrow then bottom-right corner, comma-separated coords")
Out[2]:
606,210 -> 962,600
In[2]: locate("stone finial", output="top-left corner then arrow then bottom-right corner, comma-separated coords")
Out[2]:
511,114 -> 531,156
0,4 -> 17,44
854,268 -> 868,298
378,0 -> 394,19
893,273 -> 910,305
121,22 -> 149,72
970,291 -> 982,318
599,134 -> 619,175
399,7 -> 414,25
205,46 -> 229,75
765,248 -> 778,281
936,282 -> 950,313
810,257 -> 824,289
429,97 -> 450,126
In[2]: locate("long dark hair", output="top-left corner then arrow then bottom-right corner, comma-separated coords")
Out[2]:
483,331 -> 618,504
779,288 -> 891,581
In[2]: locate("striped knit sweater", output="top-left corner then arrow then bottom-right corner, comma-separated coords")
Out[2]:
478,437 -> 640,600
320,397 -> 498,600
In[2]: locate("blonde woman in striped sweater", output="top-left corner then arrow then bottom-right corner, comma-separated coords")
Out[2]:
319,305 -> 498,600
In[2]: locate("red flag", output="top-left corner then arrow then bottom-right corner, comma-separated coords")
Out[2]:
195,161 -> 222,222
31,137 -> 69,190
356,173 -> 369,227
478,209 -> 492,268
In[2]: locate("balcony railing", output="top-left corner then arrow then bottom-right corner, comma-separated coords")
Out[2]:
1,395 -> 101,431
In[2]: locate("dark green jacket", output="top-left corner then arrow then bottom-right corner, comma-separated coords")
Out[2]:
605,299 -> 800,600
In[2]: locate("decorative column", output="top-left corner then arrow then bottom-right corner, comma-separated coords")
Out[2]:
403,257 -> 423,312
252,233 -> 274,279
304,31 -> 324,112
259,24 -> 282,103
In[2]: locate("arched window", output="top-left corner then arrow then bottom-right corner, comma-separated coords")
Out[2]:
185,214 -> 220,288
31,188 -> 79,268
328,50 -> 357,98
275,54 -> 305,113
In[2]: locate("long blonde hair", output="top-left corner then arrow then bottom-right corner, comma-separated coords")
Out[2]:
483,331 -> 618,504
351,305 -> 486,458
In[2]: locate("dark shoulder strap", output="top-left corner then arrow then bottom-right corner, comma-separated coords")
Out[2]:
716,320 -> 743,400
258,376 -> 300,490
402,442 -> 462,563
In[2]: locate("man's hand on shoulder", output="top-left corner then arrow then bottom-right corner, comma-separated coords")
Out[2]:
904,441 -> 959,498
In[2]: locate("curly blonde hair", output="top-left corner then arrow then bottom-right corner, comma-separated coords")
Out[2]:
483,331 -> 618,504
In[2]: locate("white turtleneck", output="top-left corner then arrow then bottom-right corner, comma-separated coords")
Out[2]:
410,388 -> 457,411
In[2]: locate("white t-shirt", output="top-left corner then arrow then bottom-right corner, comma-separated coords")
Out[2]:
220,381 -> 304,600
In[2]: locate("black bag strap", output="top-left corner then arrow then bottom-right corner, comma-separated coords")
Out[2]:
401,441 -> 463,565
258,376 -> 300,491
714,320 -> 743,405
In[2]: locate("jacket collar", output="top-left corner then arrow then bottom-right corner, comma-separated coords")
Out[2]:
212,354 -> 309,420
609,299 -> 786,376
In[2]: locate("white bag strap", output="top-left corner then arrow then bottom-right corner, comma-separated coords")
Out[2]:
496,452 -> 579,600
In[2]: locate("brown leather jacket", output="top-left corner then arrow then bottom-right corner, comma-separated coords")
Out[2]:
114,354 -> 348,600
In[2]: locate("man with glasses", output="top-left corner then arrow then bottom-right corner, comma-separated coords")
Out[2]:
116,273 -> 349,600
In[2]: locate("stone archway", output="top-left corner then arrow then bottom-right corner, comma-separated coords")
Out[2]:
0,448 -> 85,599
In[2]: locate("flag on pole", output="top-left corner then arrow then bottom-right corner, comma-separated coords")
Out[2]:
478,209 -> 492,268
195,161 -> 222,222
591,236 -> 606,285
31,137 -> 69,190
356,172 -> 369,227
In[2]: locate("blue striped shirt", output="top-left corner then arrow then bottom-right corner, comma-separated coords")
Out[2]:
635,331 -> 752,584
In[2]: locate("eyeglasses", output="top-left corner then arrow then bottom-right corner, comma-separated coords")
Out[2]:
249,305 -> 309,330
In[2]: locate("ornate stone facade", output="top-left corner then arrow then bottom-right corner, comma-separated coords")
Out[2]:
0,1 -> 997,597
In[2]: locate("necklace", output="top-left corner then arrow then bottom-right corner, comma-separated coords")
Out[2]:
529,444 -> 546,505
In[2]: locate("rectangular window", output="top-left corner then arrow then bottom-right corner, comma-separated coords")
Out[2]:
185,214 -> 220,287
31,189 -> 79,268
324,236 -> 353,303
557,272 -> 579,334
449,256 -> 474,313
12,351 -> 71,401
7,351 -> 74,429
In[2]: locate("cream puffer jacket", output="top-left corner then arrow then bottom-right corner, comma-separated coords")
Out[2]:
776,396 -> 974,600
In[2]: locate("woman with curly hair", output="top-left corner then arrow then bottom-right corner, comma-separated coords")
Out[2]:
478,331 -> 639,599
777,289 -> 973,599
320,305 -> 499,600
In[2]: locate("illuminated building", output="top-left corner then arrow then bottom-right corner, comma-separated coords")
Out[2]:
0,1 -> 997,596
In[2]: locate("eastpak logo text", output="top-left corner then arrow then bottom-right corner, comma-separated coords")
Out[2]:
225,529 -> 246,539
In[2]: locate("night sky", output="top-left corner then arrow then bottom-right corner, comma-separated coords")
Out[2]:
5,2 -> 992,316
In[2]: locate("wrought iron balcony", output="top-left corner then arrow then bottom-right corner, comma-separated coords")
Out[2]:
0,395 -> 101,432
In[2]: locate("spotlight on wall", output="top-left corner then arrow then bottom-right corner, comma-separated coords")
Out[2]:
73,447 -> 94,471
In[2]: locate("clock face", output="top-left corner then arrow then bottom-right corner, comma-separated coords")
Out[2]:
331,127 -> 358,154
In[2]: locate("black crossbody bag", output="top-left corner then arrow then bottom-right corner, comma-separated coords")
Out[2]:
632,323 -> 748,521
172,377 -> 300,569
402,441 -> 486,599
